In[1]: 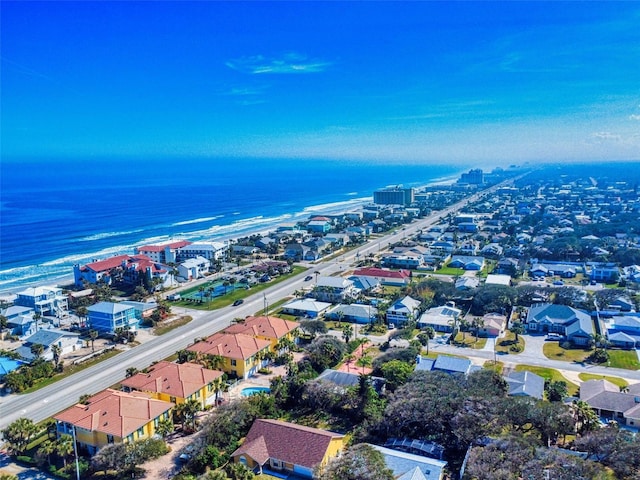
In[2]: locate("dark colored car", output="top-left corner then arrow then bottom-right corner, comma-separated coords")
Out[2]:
232,299 -> 244,306
304,275 -> 313,281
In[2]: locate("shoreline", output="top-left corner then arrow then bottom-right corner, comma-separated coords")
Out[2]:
0,173 -> 462,297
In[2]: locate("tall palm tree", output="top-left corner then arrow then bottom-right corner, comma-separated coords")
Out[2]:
38,439 -> 57,467
88,329 -> 98,353
55,434 -> 74,468
51,344 -> 62,367
30,343 -> 44,360
32,312 -> 42,333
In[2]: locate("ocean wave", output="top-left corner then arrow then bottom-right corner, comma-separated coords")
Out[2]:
79,229 -> 144,241
301,197 -> 372,214
171,215 -> 223,226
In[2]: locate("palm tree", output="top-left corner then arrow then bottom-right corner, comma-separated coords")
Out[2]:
32,312 -> 42,333
38,439 -> 57,467
88,329 -> 98,353
571,399 -> 600,435
51,344 -> 62,368
125,367 -> 139,378
55,434 -> 74,468
422,327 -> 435,355
1,417 -> 38,455
511,321 -> 525,342
342,324 -> 354,344
76,306 -> 88,328
29,342 -> 44,360
155,416 -> 174,439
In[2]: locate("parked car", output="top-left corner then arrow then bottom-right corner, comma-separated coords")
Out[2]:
553,280 -> 564,286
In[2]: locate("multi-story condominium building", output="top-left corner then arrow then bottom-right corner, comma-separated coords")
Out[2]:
177,241 -> 229,262
135,240 -> 192,263
73,254 -> 168,287
374,187 -> 415,206
120,361 -> 224,408
14,286 -> 68,317
187,332 -> 272,380
54,389 -> 174,454
87,301 -> 139,335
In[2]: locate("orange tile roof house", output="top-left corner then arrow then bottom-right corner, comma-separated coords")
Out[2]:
232,419 -> 344,478
223,315 -> 299,349
352,267 -> 411,286
54,389 -> 173,455
120,361 -> 224,407
187,332 -> 272,379
73,254 -> 168,287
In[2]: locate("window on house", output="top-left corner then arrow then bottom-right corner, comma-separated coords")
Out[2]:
137,426 -> 145,437
107,435 -> 114,444
231,359 -> 237,366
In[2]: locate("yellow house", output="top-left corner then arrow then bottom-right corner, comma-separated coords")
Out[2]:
187,332 -> 272,379
224,315 -> 299,353
231,419 -> 344,478
54,388 -> 173,455
120,361 -> 224,407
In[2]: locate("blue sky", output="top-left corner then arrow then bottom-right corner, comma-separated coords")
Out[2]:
2,1 -> 639,164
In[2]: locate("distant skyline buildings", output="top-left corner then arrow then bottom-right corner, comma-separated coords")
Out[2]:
1,2 -> 639,164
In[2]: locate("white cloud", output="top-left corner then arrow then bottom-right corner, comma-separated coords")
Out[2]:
226,52 -> 331,74
630,114 -> 640,121
592,131 -> 622,141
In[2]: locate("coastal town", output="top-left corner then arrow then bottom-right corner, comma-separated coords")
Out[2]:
2,165 -> 640,480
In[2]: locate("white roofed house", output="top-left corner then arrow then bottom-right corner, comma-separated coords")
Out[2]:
15,328 -> 82,363
177,256 -> 211,281
281,298 -> 332,319
326,303 -> 378,325
417,302 -> 461,333
387,296 -> 421,327
14,286 -> 68,318
313,276 -> 356,303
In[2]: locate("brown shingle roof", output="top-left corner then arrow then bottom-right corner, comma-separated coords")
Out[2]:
187,332 -> 271,360
120,361 -> 223,398
223,316 -> 299,340
232,419 -> 343,470
54,389 -> 173,439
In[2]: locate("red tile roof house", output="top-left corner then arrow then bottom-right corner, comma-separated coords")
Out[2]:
352,267 -> 412,286
187,332 -> 272,379
73,254 -> 168,288
54,389 -> 174,455
231,419 -> 345,478
120,360 -> 224,408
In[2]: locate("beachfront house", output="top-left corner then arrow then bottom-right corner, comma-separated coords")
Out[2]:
87,301 -> 140,335
54,389 -> 174,455
177,256 -> 211,281
120,361 -> 224,408
231,419 -> 344,478
187,332 -> 272,380
14,286 -> 68,318
74,254 -> 168,288
176,241 -> 229,262
135,240 -> 192,264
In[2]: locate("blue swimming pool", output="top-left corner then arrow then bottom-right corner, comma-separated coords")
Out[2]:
241,386 -> 271,397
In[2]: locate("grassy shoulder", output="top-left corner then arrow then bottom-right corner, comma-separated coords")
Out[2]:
578,373 -> 629,389
514,364 -> 579,396
607,350 -> 640,370
153,315 -> 192,336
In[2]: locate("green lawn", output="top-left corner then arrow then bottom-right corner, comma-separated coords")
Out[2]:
434,266 -> 465,275
606,350 -> 640,370
495,330 -> 525,354
542,341 -> 592,363
452,332 -> 487,349
514,365 -> 579,396
578,373 -> 629,388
